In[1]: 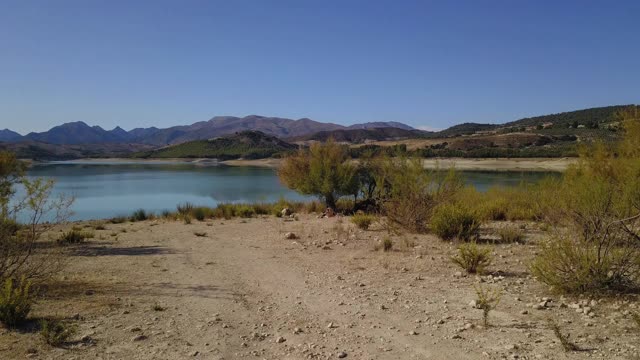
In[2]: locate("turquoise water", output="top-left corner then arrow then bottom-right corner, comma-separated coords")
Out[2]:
24,161 -> 557,221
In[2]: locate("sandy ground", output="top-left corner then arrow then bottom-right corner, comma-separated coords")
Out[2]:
421,158 -> 576,172
61,157 -> 575,171
1,215 -> 638,359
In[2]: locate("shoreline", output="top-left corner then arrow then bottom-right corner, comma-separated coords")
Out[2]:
29,156 -> 576,172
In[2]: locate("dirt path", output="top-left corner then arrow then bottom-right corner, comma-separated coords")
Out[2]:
2,216 -> 638,359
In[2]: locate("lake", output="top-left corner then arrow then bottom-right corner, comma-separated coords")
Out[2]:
25,161 -> 557,221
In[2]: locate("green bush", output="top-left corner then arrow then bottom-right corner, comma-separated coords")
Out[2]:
351,213 -> 377,230
451,242 -> 492,274
431,204 -> 481,241
377,158 -> 463,233
58,230 -> 94,244
130,209 -> 148,222
40,319 -> 76,346
0,277 -> 32,328
192,207 -> 207,221
236,205 -> 255,218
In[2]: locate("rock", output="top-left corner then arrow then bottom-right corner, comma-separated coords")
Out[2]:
85,289 -> 95,296
189,351 -> 199,357
80,334 -> 94,343
132,334 -> 148,342
276,336 -> 286,343
469,300 -> 478,308
337,352 -> 348,358
324,208 -> 336,217
409,330 -> 418,335
285,232 -> 298,239
281,208 -> 292,216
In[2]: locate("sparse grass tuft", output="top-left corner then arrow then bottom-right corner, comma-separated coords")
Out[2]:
632,312 -> 640,330
451,242 -> 492,274
183,215 -> 192,225
109,216 -> 127,224
130,209 -> 149,222
351,213 -> 377,230
497,226 -> 525,243
382,237 -> 393,252
58,230 -> 94,244
40,319 -> 76,347
474,285 -> 501,327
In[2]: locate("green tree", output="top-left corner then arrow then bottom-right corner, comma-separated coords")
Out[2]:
279,139 -> 357,209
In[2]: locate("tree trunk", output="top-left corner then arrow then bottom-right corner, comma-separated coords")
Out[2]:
325,193 -> 336,209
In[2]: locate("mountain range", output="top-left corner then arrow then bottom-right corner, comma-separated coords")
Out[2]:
0,116 -> 415,146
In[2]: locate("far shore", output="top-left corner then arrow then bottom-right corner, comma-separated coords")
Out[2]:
30,156 -> 577,172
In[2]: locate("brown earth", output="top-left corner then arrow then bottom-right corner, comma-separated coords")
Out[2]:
1,216 -> 638,359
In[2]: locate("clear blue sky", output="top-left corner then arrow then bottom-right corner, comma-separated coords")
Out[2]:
1,0 -> 638,134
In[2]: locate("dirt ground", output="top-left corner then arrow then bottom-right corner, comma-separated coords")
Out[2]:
1,215 -> 638,359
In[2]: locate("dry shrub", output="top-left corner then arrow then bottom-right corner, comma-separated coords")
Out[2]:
431,203 -> 481,241
451,242 -> 492,274
1,152 -> 73,283
475,285 -> 501,327
40,319 -> 76,346
351,213 -> 377,230
532,110 -> 640,294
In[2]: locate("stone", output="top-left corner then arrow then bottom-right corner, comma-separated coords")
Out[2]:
281,208 -> 292,216
276,336 -> 286,343
285,232 -> 298,239
132,334 -> 148,342
337,352 -> 348,358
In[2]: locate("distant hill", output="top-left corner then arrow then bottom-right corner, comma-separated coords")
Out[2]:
289,127 -> 426,143
347,122 -> 415,131
0,141 -> 153,161
24,121 -> 128,144
504,105 -> 632,128
433,123 -> 498,137
436,105 -> 636,137
0,129 -> 23,142
6,116 -> 413,146
133,131 -> 298,160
